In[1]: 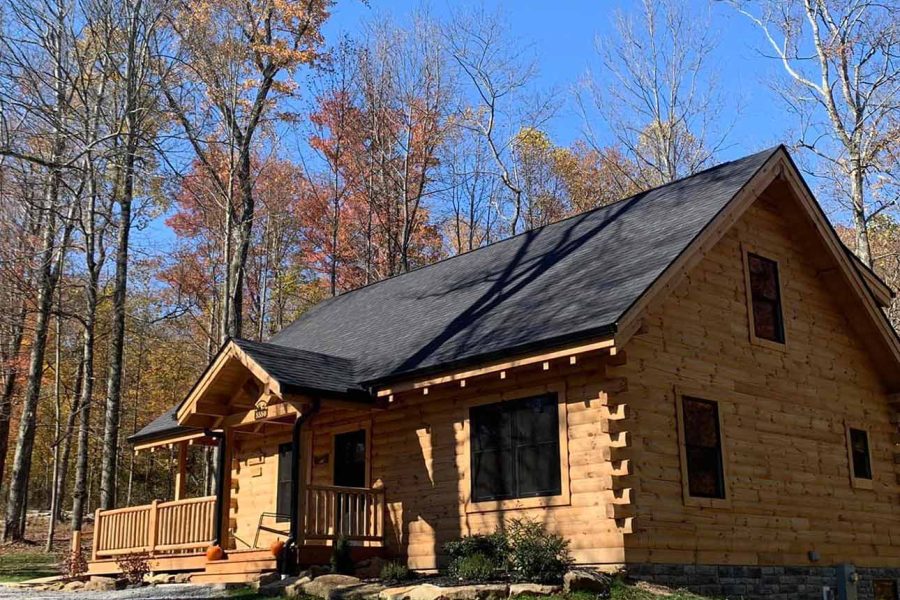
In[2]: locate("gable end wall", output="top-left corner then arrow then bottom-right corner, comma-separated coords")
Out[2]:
616,188 -> 899,575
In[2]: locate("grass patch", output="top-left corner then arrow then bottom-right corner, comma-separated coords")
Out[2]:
0,550 -> 59,582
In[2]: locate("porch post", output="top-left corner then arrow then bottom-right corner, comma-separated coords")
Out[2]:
174,441 -> 187,501
283,399 -> 319,575
207,430 -> 227,548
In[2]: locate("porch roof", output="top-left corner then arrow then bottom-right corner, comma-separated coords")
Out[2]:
129,339 -> 370,444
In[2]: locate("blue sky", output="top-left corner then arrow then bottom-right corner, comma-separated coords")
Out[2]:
323,0 -> 795,156
136,1 -> 810,255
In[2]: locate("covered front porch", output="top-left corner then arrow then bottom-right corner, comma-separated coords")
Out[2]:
88,339 -> 388,580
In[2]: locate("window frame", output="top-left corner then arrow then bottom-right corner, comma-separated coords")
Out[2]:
845,421 -> 875,490
276,442 -> 293,522
330,421 -> 372,489
675,386 -> 731,509
463,383 -> 570,514
742,244 -> 788,351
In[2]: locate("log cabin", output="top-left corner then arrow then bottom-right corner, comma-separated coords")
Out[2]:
88,146 -> 900,599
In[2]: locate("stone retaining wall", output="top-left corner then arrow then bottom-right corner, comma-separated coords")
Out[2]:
626,563 -> 900,600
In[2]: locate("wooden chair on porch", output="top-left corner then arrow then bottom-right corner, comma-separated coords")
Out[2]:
253,512 -> 290,549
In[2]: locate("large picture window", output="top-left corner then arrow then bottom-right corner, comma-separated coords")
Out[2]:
470,394 -> 561,502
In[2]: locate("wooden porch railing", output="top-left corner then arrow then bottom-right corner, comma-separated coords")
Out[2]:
303,484 -> 385,543
91,496 -> 216,560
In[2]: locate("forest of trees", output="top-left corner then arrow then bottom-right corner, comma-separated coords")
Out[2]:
0,0 -> 896,552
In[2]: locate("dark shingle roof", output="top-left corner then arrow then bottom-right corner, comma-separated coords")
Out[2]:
272,147 -> 779,383
128,405 -> 193,444
132,146 -> 780,444
230,339 -> 367,398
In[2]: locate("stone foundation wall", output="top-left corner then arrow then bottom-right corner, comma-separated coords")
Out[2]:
626,563 -> 900,600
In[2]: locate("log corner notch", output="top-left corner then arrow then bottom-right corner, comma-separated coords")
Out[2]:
600,350 -> 634,535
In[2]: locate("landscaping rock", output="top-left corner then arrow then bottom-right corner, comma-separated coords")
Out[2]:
438,584 -> 509,600
146,573 -> 176,585
282,576 -> 314,598
302,574 -> 364,599
63,580 -> 85,591
380,584 -> 446,600
355,556 -> 388,579
563,570 -> 611,596
84,575 -> 126,591
508,583 -> 561,598
337,582 -> 387,600
380,583 -> 510,600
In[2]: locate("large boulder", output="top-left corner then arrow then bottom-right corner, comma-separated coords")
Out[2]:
63,580 -> 85,591
355,556 -> 388,579
84,576 -> 126,592
563,570 -> 611,596
279,576 -> 313,599
145,573 -> 176,585
380,584 -> 445,600
302,574 -> 363,599
437,584 -> 508,600
508,583 -> 561,598
380,584 -> 509,600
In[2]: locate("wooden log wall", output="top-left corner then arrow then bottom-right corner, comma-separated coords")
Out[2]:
334,358 -> 630,571
615,189 -> 900,568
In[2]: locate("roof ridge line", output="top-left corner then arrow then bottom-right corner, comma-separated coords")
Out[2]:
290,146 -> 784,310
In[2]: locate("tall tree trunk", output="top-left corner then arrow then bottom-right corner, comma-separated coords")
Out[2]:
70,323 -> 93,536
99,0 -> 142,510
0,301 -> 27,488
3,201 -> 59,542
849,157 -> 871,266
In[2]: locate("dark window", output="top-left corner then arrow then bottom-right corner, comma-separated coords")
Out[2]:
874,579 -> 897,600
682,397 -> 725,499
334,429 -> 367,488
748,253 -> 785,343
470,394 -> 561,502
276,443 -> 293,522
849,428 -> 873,480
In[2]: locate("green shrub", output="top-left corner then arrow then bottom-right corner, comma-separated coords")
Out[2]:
380,561 -> 411,584
330,535 -> 354,575
506,518 -> 572,583
453,553 -> 496,582
444,532 -> 508,578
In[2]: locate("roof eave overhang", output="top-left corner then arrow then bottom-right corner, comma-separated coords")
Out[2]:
370,324 -> 618,397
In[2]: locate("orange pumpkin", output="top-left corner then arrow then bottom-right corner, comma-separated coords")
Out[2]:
206,545 -> 224,562
270,539 -> 285,558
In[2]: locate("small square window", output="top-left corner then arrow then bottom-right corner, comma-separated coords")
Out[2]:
747,253 -> 785,344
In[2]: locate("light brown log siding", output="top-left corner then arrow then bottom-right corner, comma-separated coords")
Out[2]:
617,192 -> 899,567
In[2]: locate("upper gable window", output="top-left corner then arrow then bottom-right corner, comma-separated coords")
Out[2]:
747,252 -> 785,344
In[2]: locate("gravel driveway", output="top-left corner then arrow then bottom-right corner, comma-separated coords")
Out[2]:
0,583 -> 241,600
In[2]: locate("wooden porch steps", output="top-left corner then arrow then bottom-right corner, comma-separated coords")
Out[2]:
191,549 -> 277,584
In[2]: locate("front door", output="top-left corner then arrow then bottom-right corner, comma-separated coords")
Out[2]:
333,429 -> 366,487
